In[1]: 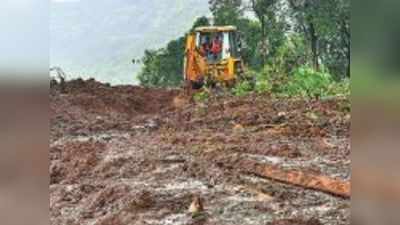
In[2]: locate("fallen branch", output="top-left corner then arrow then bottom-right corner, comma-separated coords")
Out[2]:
238,160 -> 350,198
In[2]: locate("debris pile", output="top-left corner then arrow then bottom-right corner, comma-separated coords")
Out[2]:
50,78 -> 350,225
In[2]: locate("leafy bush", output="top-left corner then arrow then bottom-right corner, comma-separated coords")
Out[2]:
264,35 -> 309,77
254,71 -> 272,94
282,66 -> 334,98
193,90 -> 209,102
237,66 -> 349,98
232,81 -> 253,96
255,79 -> 272,94
328,78 -> 350,97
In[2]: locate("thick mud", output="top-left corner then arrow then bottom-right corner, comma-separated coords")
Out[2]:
50,79 -> 350,225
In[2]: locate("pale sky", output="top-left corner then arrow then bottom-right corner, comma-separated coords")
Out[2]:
52,0 -> 81,2
0,0 -> 48,78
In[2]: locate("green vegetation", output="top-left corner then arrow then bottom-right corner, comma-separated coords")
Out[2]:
137,37 -> 185,87
193,90 -> 210,102
139,0 -> 350,97
191,66 -> 350,100
255,78 -> 272,94
230,66 -> 349,98
232,80 -> 253,97
283,66 -> 340,98
137,16 -> 210,87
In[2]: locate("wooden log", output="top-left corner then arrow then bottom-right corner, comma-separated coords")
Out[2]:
239,160 -> 351,198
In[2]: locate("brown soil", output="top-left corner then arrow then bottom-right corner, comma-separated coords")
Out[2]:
267,218 -> 322,225
50,78 -> 350,225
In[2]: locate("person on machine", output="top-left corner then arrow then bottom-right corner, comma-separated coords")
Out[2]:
211,35 -> 222,62
200,36 -> 211,58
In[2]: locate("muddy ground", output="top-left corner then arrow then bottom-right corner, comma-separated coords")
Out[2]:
50,79 -> 350,225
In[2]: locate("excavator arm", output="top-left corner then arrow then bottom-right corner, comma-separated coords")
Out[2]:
184,33 -> 208,86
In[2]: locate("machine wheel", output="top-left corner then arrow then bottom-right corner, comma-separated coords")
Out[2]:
191,80 -> 204,90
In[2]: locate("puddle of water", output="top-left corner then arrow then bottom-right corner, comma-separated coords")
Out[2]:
245,154 -> 283,164
160,180 -> 208,192
103,150 -> 135,162
51,132 -> 130,147
151,164 -> 181,174
147,213 -> 190,225
309,204 -> 333,213
225,195 -> 260,203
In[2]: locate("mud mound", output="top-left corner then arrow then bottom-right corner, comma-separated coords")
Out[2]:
50,78 -> 180,140
51,78 -> 179,119
161,94 -> 350,139
50,140 -> 106,184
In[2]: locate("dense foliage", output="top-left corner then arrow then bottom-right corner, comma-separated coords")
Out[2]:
226,65 -> 349,99
139,0 -> 350,93
137,38 -> 185,87
137,17 -> 210,87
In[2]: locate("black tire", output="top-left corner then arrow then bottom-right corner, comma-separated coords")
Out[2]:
191,80 -> 204,90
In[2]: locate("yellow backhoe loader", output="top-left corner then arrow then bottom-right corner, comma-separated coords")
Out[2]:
183,26 -> 246,90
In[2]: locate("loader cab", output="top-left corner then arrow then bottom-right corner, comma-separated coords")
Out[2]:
184,25 -> 245,88
194,26 -> 241,63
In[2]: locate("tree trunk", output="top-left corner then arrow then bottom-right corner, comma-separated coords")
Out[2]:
309,22 -> 319,71
260,17 -> 267,67
251,0 -> 268,68
237,160 -> 351,198
342,20 -> 351,77
346,45 -> 350,77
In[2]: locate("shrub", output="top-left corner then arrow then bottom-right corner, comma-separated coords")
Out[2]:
282,66 -> 334,98
265,35 -> 309,77
232,80 -> 253,96
328,78 -> 350,97
255,79 -> 272,94
193,90 -> 209,102
240,66 -> 349,98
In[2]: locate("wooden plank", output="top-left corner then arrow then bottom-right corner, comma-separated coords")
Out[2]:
239,160 -> 351,198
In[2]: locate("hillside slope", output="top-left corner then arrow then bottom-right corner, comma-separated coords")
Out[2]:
51,0 -> 210,84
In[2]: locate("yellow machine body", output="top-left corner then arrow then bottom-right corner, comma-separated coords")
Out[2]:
184,26 -> 244,88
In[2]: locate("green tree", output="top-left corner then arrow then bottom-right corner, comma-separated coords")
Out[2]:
191,16 -> 211,31
138,17 -> 210,87
265,34 -> 310,77
249,0 -> 278,66
209,0 -> 243,25
138,38 -> 186,87
237,18 -> 263,69
322,0 -> 350,78
288,0 -> 350,77
288,0 -> 322,71
138,0 -> 350,87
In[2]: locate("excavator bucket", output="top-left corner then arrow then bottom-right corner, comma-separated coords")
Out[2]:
184,33 -> 208,90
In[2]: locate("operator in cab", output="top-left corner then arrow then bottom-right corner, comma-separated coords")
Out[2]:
211,35 -> 222,61
200,36 -> 211,58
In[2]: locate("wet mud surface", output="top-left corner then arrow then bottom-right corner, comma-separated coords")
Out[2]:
50,79 -> 350,225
